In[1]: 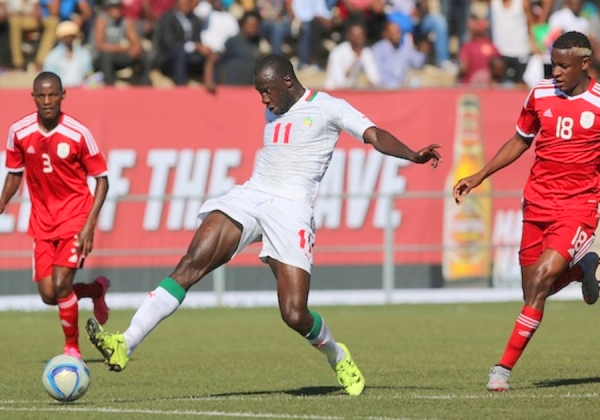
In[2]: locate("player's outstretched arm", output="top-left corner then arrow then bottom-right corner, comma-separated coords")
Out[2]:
453,132 -> 531,204
76,176 -> 109,257
0,172 -> 24,214
363,127 -> 442,169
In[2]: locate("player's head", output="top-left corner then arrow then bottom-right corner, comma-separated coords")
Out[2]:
254,54 -> 303,115
551,31 -> 591,94
32,72 -> 65,123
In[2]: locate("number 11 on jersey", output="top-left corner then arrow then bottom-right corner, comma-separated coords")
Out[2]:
272,123 -> 292,144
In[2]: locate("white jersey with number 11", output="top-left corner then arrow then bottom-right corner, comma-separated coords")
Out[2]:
245,89 -> 376,206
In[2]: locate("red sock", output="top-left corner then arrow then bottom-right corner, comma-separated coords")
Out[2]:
57,292 -> 79,348
549,264 -> 583,296
73,282 -> 102,299
498,306 -> 543,369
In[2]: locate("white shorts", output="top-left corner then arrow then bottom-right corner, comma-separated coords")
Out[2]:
198,186 -> 315,274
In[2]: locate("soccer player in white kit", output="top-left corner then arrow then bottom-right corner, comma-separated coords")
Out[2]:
87,54 -> 442,396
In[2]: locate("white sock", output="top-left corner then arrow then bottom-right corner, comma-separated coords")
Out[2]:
306,317 -> 345,366
123,287 -> 181,356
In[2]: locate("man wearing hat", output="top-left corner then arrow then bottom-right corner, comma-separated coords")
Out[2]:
43,20 -> 93,87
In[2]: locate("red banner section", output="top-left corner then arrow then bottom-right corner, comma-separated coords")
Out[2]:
0,88 -> 534,273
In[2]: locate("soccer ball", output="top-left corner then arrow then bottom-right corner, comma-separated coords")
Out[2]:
42,355 -> 91,402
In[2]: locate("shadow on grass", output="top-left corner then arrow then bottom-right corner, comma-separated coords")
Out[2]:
197,386 -> 342,397
533,377 -> 600,388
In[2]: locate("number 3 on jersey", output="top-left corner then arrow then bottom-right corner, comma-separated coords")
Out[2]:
42,153 -> 53,173
556,116 -> 573,140
272,122 -> 292,144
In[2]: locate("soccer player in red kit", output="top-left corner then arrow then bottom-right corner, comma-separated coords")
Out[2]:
454,31 -> 600,392
0,72 -> 110,358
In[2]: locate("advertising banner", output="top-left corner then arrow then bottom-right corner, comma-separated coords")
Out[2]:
0,87 -> 534,284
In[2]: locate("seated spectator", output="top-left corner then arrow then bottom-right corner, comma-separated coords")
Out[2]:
256,0 -> 292,56
388,0 -> 455,72
90,0 -> 152,85
489,55 -> 515,87
6,0 -> 58,70
220,10 -> 262,85
324,20 -> 380,89
153,0 -> 209,86
372,21 -> 427,88
43,20 -> 93,87
458,14 -> 500,85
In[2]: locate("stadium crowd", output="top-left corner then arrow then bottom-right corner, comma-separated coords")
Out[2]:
1,0 -> 600,89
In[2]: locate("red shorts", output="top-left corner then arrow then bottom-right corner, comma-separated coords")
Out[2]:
33,236 -> 83,282
519,208 -> 598,267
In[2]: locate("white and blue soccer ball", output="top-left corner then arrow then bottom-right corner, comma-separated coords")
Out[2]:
42,355 -> 91,402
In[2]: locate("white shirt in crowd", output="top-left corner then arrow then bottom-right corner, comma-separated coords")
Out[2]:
194,1 -> 239,53
324,42 -> 381,90
245,88 -> 375,206
548,7 -> 590,35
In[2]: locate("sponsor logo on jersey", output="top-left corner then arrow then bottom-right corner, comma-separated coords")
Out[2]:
26,145 -> 36,154
580,111 -> 595,129
57,142 -> 70,159
542,109 -> 553,118
303,117 -> 313,128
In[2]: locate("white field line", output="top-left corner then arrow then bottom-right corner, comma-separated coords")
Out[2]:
2,391 -> 600,406
0,287 -> 584,312
0,406 -> 344,419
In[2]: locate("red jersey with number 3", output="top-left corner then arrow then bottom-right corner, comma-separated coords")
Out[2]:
5,112 -> 108,240
516,79 -> 600,215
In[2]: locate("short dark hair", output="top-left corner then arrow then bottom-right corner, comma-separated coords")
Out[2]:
33,71 -> 63,91
553,31 -> 592,51
240,10 -> 261,26
254,54 -> 295,80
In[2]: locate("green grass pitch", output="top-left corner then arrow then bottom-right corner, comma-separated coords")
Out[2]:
1,301 -> 600,419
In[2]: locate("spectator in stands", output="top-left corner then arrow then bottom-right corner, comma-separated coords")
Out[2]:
256,0 -> 293,56
292,0 -> 336,70
549,0 -> 588,34
153,0 -> 209,86
458,14 -> 500,85
372,20 -> 427,88
91,0 -> 151,85
388,0 -> 455,72
6,0 -> 58,70
121,0 -> 153,38
220,10 -> 262,85
488,0 -> 532,85
339,0 -> 388,45
194,0 -> 239,92
489,55 -> 515,87
145,0 -> 175,36
43,20 -> 93,87
324,20 -> 380,89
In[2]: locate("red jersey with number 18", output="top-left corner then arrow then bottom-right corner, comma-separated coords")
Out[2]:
516,79 -> 600,214
5,112 -> 108,240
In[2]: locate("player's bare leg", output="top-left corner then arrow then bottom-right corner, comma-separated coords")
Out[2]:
269,258 -> 365,396
487,250 -> 568,391
52,266 -> 81,358
87,211 -> 242,371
